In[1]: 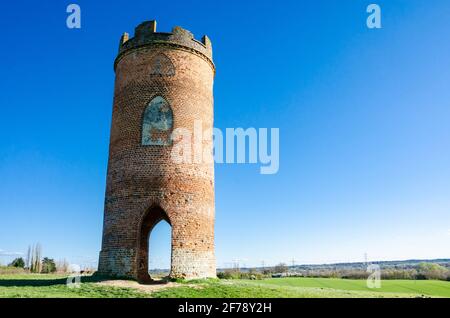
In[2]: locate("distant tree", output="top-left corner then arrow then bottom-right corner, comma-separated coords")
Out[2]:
25,246 -> 31,269
56,259 -> 69,273
9,257 -> 25,268
274,263 -> 288,273
30,244 -> 42,273
41,257 -> 57,273
262,269 -> 272,275
418,262 -> 449,280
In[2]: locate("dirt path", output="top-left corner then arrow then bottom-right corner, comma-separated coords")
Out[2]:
96,280 -> 181,293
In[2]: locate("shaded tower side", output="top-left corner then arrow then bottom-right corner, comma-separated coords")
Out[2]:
98,21 -> 216,281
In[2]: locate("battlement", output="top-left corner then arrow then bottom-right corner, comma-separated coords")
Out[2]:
116,20 -> 213,67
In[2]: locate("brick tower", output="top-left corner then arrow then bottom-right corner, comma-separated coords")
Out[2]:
98,20 -> 216,282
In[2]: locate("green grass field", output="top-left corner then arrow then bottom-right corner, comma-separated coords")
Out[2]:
0,274 -> 449,298
246,277 -> 450,298
0,274 -> 149,298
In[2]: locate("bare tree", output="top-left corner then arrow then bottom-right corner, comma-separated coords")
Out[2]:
30,243 -> 42,273
56,259 -> 69,273
274,263 -> 288,273
25,245 -> 32,269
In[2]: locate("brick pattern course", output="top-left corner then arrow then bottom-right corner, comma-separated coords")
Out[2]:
98,23 -> 216,282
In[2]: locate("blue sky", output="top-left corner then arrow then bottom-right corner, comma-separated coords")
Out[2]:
0,0 -> 449,269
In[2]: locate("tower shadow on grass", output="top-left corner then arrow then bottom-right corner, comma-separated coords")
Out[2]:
0,273 -> 172,287
0,274 -> 113,287
0,277 -> 68,287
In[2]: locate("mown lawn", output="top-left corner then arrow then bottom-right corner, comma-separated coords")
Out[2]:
152,278 -> 450,298
0,274 -> 449,298
152,280 -> 416,298
243,277 -> 450,298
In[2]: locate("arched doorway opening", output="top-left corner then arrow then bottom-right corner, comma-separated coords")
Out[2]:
148,220 -> 171,279
137,205 -> 171,283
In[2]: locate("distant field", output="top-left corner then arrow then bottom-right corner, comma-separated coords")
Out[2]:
247,277 -> 450,298
152,278 -> 450,298
0,274 -> 449,298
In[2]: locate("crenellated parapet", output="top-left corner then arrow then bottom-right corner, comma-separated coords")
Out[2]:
115,20 -> 213,71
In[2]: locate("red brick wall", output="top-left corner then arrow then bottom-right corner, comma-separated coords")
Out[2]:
98,25 -> 215,281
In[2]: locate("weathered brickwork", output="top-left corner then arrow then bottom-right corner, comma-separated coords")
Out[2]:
98,20 -> 216,282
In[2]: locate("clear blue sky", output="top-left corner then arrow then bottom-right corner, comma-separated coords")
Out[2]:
1,0 -> 449,269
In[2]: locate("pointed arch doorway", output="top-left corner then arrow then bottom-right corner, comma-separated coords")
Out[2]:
137,205 -> 172,283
